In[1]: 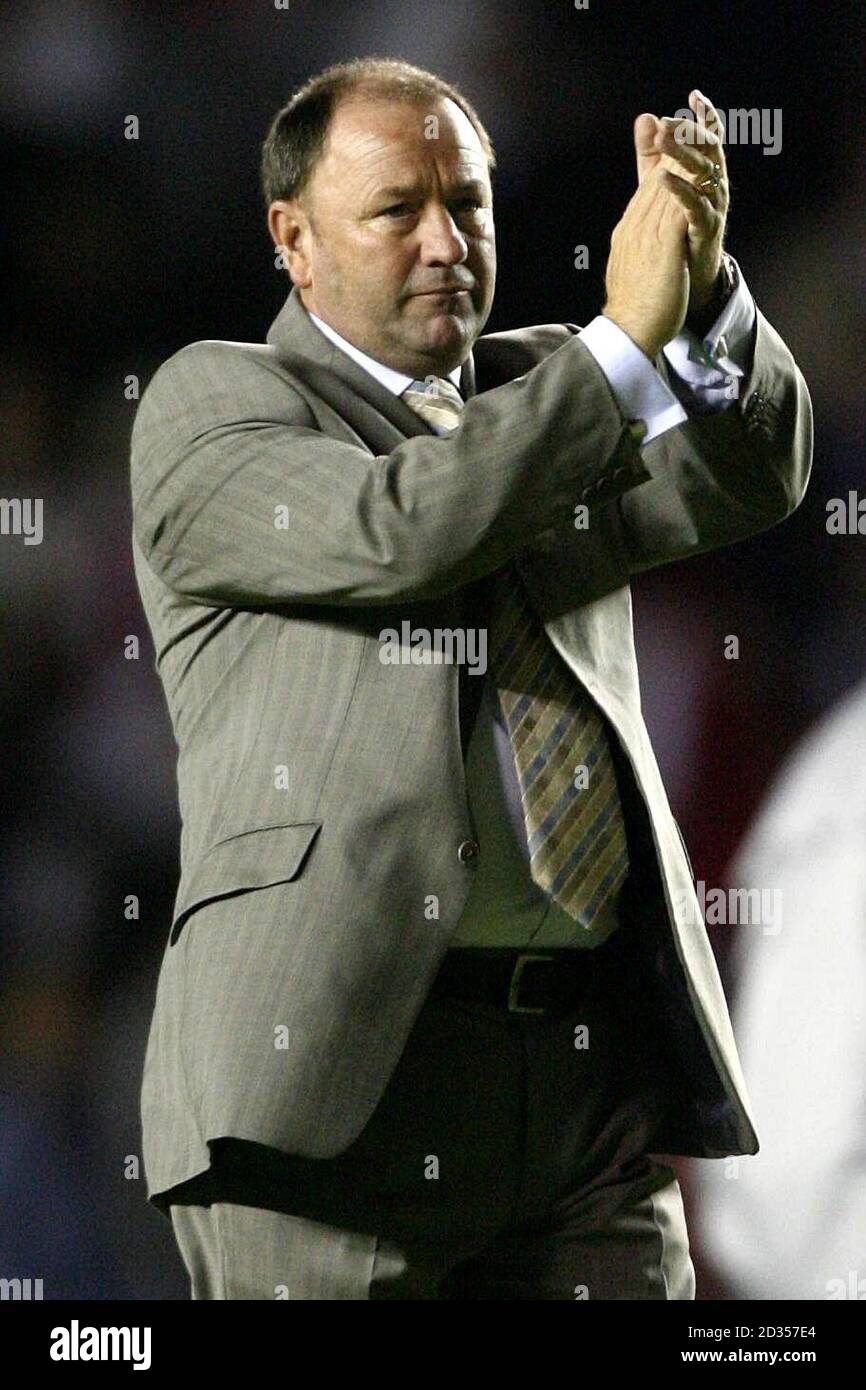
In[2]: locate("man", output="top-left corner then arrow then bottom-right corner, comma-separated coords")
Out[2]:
695,679 -> 866,1299
130,57 -> 812,1299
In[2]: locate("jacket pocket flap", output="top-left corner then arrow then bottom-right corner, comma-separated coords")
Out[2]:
169,820 -> 323,946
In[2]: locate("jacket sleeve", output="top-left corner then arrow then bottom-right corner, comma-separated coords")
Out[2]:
130,334 -> 654,609
613,304 -> 813,572
520,304 -> 813,611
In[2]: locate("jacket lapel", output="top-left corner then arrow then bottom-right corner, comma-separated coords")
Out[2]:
265,286 -> 477,448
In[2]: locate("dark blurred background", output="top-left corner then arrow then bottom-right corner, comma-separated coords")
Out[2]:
1,0 -> 862,1298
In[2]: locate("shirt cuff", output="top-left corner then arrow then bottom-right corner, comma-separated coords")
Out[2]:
578,314 -> 688,444
662,253 -> 757,409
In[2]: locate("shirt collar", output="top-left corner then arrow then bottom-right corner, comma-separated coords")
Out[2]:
307,307 -> 463,397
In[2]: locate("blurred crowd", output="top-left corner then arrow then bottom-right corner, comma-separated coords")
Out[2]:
1,0 -> 862,1298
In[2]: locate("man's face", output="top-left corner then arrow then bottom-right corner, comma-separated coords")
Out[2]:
271,93 -> 496,378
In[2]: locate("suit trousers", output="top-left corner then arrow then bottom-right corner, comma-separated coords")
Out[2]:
166,920 -> 696,1299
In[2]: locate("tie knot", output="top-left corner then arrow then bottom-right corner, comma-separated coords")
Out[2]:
402,376 -> 465,432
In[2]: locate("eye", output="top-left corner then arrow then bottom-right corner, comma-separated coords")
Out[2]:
379,199 -> 487,219
453,199 -> 489,222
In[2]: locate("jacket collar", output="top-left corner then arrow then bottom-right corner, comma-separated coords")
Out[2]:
265,285 -> 477,440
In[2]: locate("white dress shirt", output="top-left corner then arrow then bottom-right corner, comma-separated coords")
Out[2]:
309,254 -> 755,444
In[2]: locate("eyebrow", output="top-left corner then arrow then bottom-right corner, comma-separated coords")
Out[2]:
370,179 -> 490,206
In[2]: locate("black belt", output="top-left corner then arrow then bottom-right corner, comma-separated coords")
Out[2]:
429,933 -> 624,1016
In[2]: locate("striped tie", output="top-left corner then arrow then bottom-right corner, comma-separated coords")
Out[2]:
402,376 -> 466,432
485,565 -> 629,932
402,375 -> 629,933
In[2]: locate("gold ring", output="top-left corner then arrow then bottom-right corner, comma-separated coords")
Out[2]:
697,163 -> 722,191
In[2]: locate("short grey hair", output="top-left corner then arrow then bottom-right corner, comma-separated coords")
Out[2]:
260,56 -> 497,214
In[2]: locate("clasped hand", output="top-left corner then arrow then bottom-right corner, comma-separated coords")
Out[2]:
603,89 -> 730,359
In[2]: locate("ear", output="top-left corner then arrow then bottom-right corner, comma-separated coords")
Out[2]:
268,200 -> 312,288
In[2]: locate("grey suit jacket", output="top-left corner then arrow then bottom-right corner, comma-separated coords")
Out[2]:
130,284 -> 813,1206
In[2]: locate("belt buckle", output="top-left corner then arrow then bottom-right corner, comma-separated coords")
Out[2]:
507,952 -> 556,1014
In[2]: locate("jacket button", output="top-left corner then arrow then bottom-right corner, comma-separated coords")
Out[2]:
457,839 -> 479,864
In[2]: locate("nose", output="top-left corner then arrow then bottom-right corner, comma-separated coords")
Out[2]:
417,203 -> 469,265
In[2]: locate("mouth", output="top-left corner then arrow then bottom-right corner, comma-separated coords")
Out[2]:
413,288 -> 471,297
